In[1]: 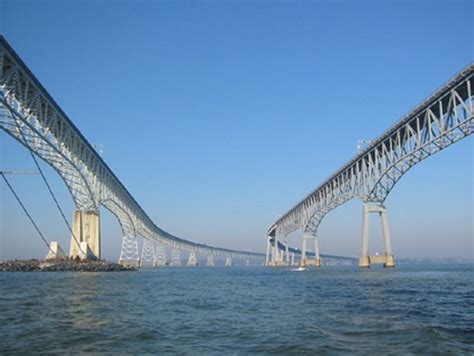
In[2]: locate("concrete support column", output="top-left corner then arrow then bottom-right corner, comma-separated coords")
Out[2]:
301,232 -> 321,267
265,236 -> 271,266
285,241 -> 290,264
70,209 -> 100,260
380,207 -> 395,268
359,202 -> 395,268
301,235 -> 307,261
313,235 -> 320,261
359,203 -> 370,268
273,236 -> 279,263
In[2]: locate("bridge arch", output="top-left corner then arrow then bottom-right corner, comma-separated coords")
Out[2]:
1,37 -> 265,264
0,96 -> 98,210
267,64 -> 473,268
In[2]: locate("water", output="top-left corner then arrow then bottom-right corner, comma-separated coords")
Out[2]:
1,263 -> 473,354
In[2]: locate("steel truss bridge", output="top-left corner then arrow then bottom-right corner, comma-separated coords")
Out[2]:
0,36 -> 265,267
266,62 -> 473,268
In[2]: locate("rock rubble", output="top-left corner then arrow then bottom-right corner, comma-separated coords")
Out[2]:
0,259 -> 136,272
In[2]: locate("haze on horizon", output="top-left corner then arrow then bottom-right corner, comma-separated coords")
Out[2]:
0,0 -> 472,261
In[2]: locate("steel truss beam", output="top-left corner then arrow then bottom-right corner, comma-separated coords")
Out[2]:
269,64 -> 473,251
0,37 -> 264,262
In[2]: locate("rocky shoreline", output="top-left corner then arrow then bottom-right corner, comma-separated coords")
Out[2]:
0,259 -> 136,272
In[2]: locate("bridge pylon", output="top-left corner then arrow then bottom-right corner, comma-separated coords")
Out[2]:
284,241 -> 290,264
359,203 -> 395,268
70,209 -> 100,260
266,234 -> 288,267
300,232 -> 321,267
265,236 -> 271,266
272,236 -> 280,264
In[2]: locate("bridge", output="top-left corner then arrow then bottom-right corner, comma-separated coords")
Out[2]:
266,63 -> 473,268
0,36 -> 265,267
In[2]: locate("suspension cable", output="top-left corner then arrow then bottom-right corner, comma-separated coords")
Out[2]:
1,172 -> 53,253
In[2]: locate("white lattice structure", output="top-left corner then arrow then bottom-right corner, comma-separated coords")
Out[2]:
0,37 -> 265,265
267,63 -> 473,268
154,243 -> 168,267
139,238 -> 156,267
206,254 -> 215,267
170,249 -> 181,267
187,252 -> 198,267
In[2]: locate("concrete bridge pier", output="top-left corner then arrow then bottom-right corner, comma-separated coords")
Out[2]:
268,235 -> 287,267
272,236 -> 279,264
265,236 -> 271,266
300,232 -> 321,267
359,203 -> 395,268
70,209 -> 100,260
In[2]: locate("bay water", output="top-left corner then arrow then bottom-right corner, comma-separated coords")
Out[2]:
1,263 -> 473,354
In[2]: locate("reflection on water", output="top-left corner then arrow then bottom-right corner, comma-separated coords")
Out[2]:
1,264 -> 473,354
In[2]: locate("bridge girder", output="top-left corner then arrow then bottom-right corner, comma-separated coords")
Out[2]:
0,37 -> 264,262
270,64 -> 473,248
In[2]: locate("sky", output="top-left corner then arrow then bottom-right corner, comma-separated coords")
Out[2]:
0,0 -> 473,261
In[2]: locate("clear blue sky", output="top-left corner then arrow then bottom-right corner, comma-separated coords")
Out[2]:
0,0 -> 473,261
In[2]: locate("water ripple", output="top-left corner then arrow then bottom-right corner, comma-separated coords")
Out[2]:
1,263 -> 473,354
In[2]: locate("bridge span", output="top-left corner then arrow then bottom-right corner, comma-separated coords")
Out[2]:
266,63 -> 473,268
0,36 -> 265,266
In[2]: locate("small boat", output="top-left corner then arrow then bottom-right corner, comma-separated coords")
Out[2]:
291,267 -> 306,272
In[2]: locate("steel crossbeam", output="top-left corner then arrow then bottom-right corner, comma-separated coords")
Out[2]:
0,37 -> 263,262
